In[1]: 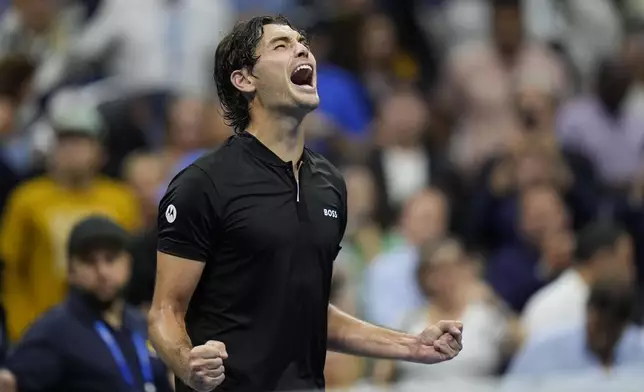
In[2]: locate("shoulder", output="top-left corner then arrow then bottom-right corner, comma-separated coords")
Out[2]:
305,149 -> 345,189
6,177 -> 56,206
19,305 -> 68,342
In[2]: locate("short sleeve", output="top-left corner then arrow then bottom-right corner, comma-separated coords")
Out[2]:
157,165 -> 219,262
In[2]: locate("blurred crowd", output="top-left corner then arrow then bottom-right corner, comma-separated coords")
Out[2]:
1,0 -> 644,390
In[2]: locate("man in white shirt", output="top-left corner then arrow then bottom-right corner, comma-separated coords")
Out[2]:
521,221 -> 635,339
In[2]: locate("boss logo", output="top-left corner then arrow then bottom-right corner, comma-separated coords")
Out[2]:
324,209 -> 338,218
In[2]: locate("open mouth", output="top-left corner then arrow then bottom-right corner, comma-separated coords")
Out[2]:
290,64 -> 314,87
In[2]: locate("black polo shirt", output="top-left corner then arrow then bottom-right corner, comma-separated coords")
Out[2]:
5,291 -> 172,392
157,133 -> 347,392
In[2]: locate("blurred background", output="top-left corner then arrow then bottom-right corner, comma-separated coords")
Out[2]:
0,0 -> 644,391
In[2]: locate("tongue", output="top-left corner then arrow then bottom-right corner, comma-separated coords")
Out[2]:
291,68 -> 312,86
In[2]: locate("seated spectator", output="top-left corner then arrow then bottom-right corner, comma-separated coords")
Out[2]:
522,222 -> 635,340
155,96 -> 211,201
0,216 -> 172,392
557,57 -> 644,190
505,279 -> 644,383
486,184 -> 570,313
443,0 -> 568,178
373,238 -> 521,384
368,87 -> 460,230
364,188 -> 449,328
0,54 -> 36,215
122,152 -> 164,230
468,127 -> 596,252
0,102 -> 141,341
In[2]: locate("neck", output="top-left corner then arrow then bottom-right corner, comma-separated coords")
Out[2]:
102,299 -> 125,329
51,169 -> 95,190
247,109 -> 305,165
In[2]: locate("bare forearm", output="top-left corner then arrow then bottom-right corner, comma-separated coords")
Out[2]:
148,307 -> 193,383
326,305 -> 415,361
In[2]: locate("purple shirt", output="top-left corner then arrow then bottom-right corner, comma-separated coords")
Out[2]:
556,97 -> 644,186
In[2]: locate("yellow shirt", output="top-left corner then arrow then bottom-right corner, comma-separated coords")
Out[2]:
0,176 -> 141,341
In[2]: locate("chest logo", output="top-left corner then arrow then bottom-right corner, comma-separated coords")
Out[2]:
165,204 -> 177,223
324,208 -> 338,219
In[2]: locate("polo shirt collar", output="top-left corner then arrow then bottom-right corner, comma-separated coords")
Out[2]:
238,131 -> 307,167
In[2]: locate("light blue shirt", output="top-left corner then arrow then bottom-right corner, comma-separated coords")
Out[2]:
505,323 -> 644,387
363,245 -> 425,328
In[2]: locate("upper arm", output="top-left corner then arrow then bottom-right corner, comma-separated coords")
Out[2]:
5,321 -> 63,390
154,165 -> 220,313
73,0 -> 120,59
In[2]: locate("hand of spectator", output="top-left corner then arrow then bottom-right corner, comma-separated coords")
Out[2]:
187,341 -> 227,392
407,321 -> 463,364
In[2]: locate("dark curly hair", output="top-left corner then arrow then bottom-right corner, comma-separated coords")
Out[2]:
214,15 -> 300,134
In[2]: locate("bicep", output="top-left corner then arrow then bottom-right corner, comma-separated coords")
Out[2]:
152,252 -> 205,314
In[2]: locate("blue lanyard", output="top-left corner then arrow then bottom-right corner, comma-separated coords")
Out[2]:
94,321 -> 155,392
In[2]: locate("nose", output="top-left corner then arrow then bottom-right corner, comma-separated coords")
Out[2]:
295,42 -> 309,59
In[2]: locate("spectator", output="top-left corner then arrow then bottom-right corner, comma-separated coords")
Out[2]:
364,188 -> 449,327
368,87 -> 460,230
557,57 -> 644,190
373,238 -> 520,384
468,133 -> 577,251
0,216 -> 172,392
505,278 -> 644,383
522,222 -> 635,340
308,21 -> 372,141
486,184 -> 570,313
0,0 -> 84,94
443,0 -> 568,178
69,0 -> 234,99
337,165 -> 382,274
0,54 -> 35,216
0,102 -> 141,341
121,152 -> 164,230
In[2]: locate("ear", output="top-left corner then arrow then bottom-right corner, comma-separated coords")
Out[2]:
231,69 -> 256,94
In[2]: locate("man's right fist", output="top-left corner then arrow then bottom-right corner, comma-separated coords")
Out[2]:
187,340 -> 227,392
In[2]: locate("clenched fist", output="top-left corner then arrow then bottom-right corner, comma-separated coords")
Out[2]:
408,320 -> 463,364
187,340 -> 228,392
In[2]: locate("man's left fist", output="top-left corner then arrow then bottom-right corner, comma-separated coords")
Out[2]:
408,320 -> 463,364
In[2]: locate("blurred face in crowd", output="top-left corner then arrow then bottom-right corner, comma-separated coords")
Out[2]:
52,134 -> 102,182
377,88 -> 429,147
15,0 -> 57,33
493,3 -> 523,55
520,186 -> 568,245
418,240 -> 469,301
400,189 -> 448,246
69,247 -> 132,308
123,153 -> 164,223
592,235 -> 635,284
360,14 -> 397,65
232,23 -> 319,117
167,98 -> 206,151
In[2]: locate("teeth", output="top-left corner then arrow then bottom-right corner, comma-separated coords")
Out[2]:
295,64 -> 312,73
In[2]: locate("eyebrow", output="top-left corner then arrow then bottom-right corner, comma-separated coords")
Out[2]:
267,35 -> 308,47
